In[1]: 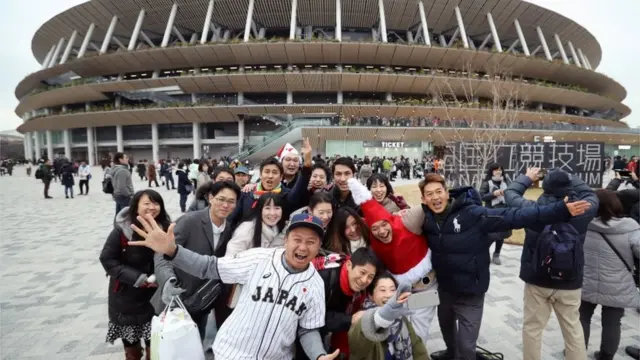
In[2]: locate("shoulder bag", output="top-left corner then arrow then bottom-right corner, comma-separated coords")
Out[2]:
599,232 -> 639,287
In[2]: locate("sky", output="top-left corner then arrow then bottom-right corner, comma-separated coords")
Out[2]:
0,0 -> 638,132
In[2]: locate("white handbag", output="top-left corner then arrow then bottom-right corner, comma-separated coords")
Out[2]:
150,296 -> 205,360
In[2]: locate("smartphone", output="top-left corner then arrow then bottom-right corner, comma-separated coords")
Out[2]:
407,290 -> 439,310
538,168 -> 547,179
616,170 -> 632,177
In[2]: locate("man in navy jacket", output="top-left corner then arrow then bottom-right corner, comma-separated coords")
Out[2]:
419,173 -> 592,360
505,168 -> 598,360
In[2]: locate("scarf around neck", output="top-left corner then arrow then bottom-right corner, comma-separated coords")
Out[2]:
362,298 -> 413,360
488,179 -> 508,207
253,182 -> 283,200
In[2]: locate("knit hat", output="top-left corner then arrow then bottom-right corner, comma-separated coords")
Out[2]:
276,143 -> 299,162
542,169 -> 572,198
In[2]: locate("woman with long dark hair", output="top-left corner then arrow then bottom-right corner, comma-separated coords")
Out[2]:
226,192 -> 287,256
366,173 -> 409,214
325,207 -> 369,255
580,189 -> 640,360
100,189 -> 171,360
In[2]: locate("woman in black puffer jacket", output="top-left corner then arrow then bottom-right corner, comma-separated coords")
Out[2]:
100,189 -> 171,360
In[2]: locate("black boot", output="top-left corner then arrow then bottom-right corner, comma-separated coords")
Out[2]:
594,351 -> 615,360
430,349 -> 454,360
626,346 -> 640,360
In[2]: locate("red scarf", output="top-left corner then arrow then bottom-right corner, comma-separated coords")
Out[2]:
339,263 -> 354,297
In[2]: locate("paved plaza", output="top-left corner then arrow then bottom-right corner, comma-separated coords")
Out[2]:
0,166 -> 638,360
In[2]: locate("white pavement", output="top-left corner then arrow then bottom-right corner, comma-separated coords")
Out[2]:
0,166 -> 637,360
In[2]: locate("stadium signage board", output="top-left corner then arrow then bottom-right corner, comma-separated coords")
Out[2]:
363,141 -> 421,148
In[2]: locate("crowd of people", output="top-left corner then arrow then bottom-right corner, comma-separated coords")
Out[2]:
19,144 -> 640,360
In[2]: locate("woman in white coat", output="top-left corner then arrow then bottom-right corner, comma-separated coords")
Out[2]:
226,192 -> 286,256
580,189 -> 640,360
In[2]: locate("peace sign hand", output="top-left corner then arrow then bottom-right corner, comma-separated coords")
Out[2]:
318,349 -> 340,360
129,214 -> 177,256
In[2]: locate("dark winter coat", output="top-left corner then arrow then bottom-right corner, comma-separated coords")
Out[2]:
505,174 -> 599,290
176,169 -> 190,195
606,178 -> 640,224
61,164 -> 75,187
422,187 -> 573,296
40,164 -> 53,182
99,208 -> 156,326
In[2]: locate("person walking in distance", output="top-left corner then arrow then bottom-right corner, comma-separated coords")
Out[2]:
78,161 -> 91,195
41,159 -> 54,199
61,162 -> 75,199
112,152 -> 135,216
132,212 -> 341,360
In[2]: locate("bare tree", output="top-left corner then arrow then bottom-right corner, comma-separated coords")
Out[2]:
428,62 -> 527,189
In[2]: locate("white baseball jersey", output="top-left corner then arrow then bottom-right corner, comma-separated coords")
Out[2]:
213,247 -> 325,360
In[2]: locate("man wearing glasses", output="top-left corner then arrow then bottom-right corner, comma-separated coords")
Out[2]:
151,180 -> 242,339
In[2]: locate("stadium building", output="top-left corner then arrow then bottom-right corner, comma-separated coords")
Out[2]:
14,0 -> 637,164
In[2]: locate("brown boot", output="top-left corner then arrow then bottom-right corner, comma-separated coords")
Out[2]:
124,344 -> 143,360
145,346 -> 151,360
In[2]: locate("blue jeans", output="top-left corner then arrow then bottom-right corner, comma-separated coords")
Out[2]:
64,186 -> 73,197
179,193 -> 188,212
165,174 -> 175,189
114,195 -> 132,217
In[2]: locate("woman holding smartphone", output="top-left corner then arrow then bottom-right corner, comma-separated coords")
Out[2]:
348,273 -> 429,360
99,189 -> 172,360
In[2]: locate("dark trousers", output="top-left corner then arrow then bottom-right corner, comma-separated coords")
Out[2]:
43,180 -> 51,198
192,312 -> 209,340
192,179 -> 198,194
494,238 -> 504,254
438,290 -> 485,360
114,196 -> 132,216
579,300 -> 625,357
165,174 -> 175,189
179,193 -> 188,212
148,178 -> 159,187
79,180 -> 89,194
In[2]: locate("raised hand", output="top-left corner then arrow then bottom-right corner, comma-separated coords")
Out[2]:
242,183 -> 257,193
300,137 -> 312,164
318,349 -> 340,360
526,167 -> 541,182
129,214 -> 177,256
563,197 -> 592,217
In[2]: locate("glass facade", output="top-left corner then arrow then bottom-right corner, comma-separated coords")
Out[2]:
71,128 -> 87,143
158,124 -> 193,139
123,125 -> 152,140
95,126 -> 116,141
325,140 -> 432,158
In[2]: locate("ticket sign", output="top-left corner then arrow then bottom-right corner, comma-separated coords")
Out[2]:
363,141 -> 421,148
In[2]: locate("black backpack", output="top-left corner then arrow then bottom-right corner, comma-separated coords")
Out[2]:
102,177 -> 114,194
34,166 -> 43,179
533,223 -> 582,281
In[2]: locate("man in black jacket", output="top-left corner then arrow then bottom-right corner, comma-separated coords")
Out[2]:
505,168 -> 598,360
296,248 -> 381,359
152,181 -> 241,339
606,171 -> 639,224
322,157 -> 359,212
40,159 -> 54,199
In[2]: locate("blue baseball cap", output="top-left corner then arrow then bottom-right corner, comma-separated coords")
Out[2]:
288,214 -> 325,239
235,166 -> 249,174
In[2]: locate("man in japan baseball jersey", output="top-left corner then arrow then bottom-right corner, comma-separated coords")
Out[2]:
130,213 -> 340,360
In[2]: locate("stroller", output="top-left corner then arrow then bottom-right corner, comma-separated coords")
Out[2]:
413,164 -> 423,179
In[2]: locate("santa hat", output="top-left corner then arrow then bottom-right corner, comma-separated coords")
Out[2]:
275,143 -> 299,162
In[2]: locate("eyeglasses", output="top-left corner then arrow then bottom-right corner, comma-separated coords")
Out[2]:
214,197 -> 236,205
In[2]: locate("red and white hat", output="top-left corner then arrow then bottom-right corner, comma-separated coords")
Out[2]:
275,143 -> 299,162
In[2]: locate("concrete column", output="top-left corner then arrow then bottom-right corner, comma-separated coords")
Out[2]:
49,37 -> 66,67
77,23 -> 96,59
487,12 -> 502,52
34,132 -> 42,160
46,130 -> 54,160
238,92 -> 244,105
41,47 -> 54,69
578,48 -> 590,70
24,132 -> 31,160
63,130 -> 72,159
116,125 -> 124,152
115,96 -> 122,109
152,70 -> 160,79
43,45 -> 56,68
238,119 -> 245,153
536,26 -> 552,61
418,1 -> 430,46
454,6 -> 469,49
567,41 -> 582,67
385,92 -> 392,102
290,0 -> 298,40
162,3 -> 178,48
335,0 -> 342,42
287,91 -> 293,104
151,123 -> 159,163
60,30 -> 77,64
100,16 -> 119,54
86,127 -> 95,166
128,9 -> 146,50
337,91 -> 343,104
191,93 -> 198,104
243,0 -> 255,42
378,0 -> 388,43
439,35 -> 447,47
537,103 -> 543,111
192,123 -> 201,159
561,105 -> 566,115
514,19 -> 530,56
201,0 -> 215,44
554,34 -> 569,64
